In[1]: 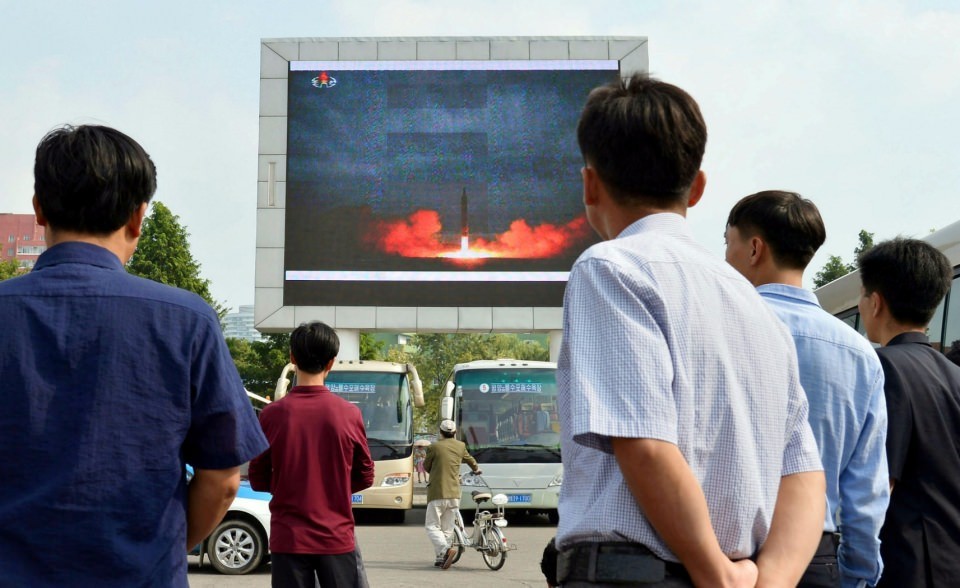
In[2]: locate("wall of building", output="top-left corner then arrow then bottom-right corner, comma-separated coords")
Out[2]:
0,214 -> 46,269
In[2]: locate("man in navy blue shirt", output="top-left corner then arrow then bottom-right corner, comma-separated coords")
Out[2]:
0,125 -> 268,586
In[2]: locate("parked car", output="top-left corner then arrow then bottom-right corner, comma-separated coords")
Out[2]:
188,467 -> 272,575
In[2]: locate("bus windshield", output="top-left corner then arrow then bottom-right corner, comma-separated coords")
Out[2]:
326,371 -> 413,460
454,367 -> 559,464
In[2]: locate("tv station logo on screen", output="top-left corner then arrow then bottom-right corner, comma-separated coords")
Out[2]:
311,71 -> 337,88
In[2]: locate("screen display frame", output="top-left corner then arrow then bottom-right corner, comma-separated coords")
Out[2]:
256,37 -> 648,334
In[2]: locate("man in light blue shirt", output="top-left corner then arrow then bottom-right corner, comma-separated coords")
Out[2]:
725,190 -> 889,588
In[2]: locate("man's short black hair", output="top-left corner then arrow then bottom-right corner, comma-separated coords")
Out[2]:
726,190 -> 826,270
577,73 -> 707,207
34,125 -> 157,235
859,238 -> 953,326
290,321 -> 339,374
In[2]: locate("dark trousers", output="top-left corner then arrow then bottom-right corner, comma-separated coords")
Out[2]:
558,542 -> 694,587
797,533 -> 841,588
271,551 -> 359,588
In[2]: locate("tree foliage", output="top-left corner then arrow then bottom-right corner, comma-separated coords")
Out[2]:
813,230 -> 875,288
127,201 -> 226,319
227,334 -> 291,399
813,255 -> 851,288
360,333 -> 386,360
0,259 -> 22,281
852,229 -> 875,265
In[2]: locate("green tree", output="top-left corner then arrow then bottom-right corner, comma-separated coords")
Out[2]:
127,201 -> 226,319
852,230 -> 875,263
813,230 -> 875,288
0,259 -> 22,281
360,332 -> 386,360
813,255 -> 851,288
227,333 -> 291,399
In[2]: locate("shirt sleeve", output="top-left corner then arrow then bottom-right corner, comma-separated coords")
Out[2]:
351,416 -> 375,493
181,310 -> 269,469
247,409 -> 274,492
837,365 -> 889,588
561,258 -> 677,453
424,445 -> 435,472
780,361 -> 824,477
878,353 -> 913,481
462,447 -> 479,471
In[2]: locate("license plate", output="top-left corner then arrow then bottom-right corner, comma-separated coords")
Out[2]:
351,494 -> 363,504
507,494 -> 531,503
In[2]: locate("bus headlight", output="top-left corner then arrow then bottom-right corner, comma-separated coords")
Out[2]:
461,473 -> 485,487
381,473 -> 410,487
548,473 -> 562,487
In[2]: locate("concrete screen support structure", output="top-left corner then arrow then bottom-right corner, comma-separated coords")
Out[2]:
256,36 -> 648,358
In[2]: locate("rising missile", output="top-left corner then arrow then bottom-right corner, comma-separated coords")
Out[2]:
460,188 -> 469,252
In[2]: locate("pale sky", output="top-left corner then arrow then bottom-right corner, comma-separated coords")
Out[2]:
3,0 -> 959,313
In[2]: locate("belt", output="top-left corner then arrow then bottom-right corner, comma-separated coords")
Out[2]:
557,542 -> 688,584
815,532 -> 840,557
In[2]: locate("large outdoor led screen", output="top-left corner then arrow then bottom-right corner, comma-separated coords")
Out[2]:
283,59 -> 619,307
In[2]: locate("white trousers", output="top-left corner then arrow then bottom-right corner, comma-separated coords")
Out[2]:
424,498 -> 460,558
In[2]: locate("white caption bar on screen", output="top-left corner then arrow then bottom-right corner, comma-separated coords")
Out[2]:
285,271 -> 570,282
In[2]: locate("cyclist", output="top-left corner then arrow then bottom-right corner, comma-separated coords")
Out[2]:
424,419 -> 481,570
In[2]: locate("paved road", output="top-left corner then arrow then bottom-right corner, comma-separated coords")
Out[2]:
188,508 -> 555,587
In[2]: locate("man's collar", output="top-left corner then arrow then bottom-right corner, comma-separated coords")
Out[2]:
33,241 -> 125,272
885,331 -> 930,347
617,212 -> 689,239
756,283 -> 820,306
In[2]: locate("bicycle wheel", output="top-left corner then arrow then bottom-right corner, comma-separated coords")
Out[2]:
450,522 -> 465,564
480,526 -> 507,570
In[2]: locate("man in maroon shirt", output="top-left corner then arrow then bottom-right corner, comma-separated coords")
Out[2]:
249,321 -> 375,587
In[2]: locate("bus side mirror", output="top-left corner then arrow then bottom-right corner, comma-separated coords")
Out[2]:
440,396 -> 454,421
275,363 -> 296,400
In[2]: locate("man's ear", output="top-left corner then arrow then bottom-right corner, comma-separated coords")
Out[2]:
687,170 -> 706,208
33,196 -> 47,227
867,291 -> 885,319
582,166 -> 601,206
126,202 -> 149,238
323,357 -> 337,373
749,236 -> 766,267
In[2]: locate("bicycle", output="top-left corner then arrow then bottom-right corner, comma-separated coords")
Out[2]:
449,488 -> 515,570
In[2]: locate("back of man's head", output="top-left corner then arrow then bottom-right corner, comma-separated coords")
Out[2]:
726,190 -> 826,270
577,73 -> 707,208
859,238 -> 952,327
290,321 -> 339,374
439,419 -> 456,439
34,125 -> 157,235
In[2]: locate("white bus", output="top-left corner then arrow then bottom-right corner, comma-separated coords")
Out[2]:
815,219 -> 960,353
275,359 -> 425,522
439,359 -> 561,524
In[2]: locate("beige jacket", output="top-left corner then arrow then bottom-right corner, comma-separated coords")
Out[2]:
424,437 -> 479,502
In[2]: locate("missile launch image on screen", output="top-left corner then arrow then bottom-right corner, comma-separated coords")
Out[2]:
359,188 -> 591,266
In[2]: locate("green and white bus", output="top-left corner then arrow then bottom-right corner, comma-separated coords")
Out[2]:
439,359 -> 561,524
